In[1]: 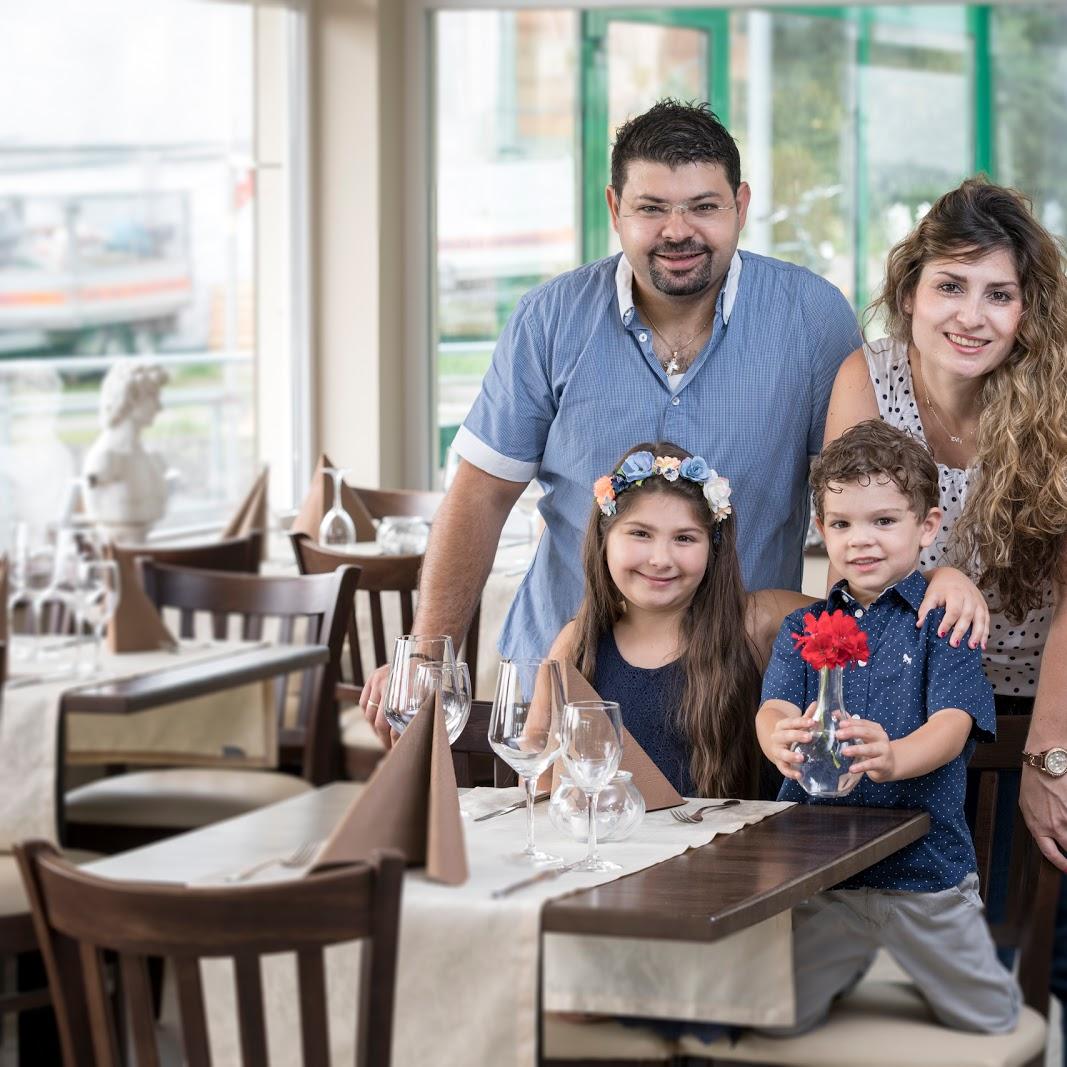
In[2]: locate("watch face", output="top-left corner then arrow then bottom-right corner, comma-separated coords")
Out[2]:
1046,749 -> 1067,777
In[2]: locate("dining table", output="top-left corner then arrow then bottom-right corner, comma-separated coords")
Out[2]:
84,782 -> 929,1067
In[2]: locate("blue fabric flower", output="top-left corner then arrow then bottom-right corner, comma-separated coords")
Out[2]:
610,473 -> 628,495
679,455 -> 710,483
619,451 -> 654,483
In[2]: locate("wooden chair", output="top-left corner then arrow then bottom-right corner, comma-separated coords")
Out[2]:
351,486 -> 444,524
63,562 -> 359,853
16,840 -> 404,1067
110,531 -> 263,575
677,714 -> 1057,1067
451,699 -> 516,788
290,533 -> 483,780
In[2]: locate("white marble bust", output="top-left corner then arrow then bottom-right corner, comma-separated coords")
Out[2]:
82,361 -> 170,543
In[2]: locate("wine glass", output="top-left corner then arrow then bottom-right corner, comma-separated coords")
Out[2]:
488,658 -> 565,866
381,635 -> 457,735
411,660 -> 472,743
48,529 -> 94,671
77,560 -> 120,675
11,524 -> 55,651
561,700 -> 624,872
318,467 -> 356,548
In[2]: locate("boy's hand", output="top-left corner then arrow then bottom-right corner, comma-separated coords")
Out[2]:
838,717 -> 895,782
768,704 -> 817,781
917,566 -> 989,651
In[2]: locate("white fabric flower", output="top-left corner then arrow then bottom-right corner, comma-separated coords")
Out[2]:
702,472 -> 732,521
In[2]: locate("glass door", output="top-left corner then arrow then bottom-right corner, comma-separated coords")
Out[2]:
580,11 -> 729,262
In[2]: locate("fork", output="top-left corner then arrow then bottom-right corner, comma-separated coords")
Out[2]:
225,840 -> 321,882
668,799 -> 742,825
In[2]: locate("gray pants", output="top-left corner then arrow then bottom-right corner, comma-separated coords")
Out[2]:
762,873 -> 1021,1036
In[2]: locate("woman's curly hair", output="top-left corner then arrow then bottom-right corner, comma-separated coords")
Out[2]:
868,177 -> 1067,620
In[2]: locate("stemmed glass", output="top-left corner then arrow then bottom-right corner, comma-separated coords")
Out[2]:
11,524 -> 55,651
561,700 -> 624,872
411,660 -> 472,743
77,560 -> 120,675
381,635 -> 458,735
488,659 -> 565,866
318,467 -> 356,548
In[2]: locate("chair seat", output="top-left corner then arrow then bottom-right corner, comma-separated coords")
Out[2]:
542,1013 -> 675,1062
0,851 -> 99,918
341,707 -> 386,751
65,768 -> 312,829
679,981 -> 1046,1067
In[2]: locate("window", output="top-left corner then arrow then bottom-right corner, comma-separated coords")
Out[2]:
0,0 -> 305,532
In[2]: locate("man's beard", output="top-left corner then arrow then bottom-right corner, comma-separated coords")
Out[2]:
647,242 -> 716,296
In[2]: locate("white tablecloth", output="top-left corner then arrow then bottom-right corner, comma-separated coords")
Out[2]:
197,795 -> 795,1067
0,640 -> 276,849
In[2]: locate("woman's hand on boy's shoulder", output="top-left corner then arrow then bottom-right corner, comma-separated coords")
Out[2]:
917,567 -> 989,651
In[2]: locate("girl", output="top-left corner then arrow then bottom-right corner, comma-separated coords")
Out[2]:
548,440 -> 808,799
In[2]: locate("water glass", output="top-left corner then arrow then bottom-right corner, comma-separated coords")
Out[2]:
488,658 -> 565,865
318,467 -> 357,548
561,700 -> 624,872
411,659 -> 472,743
382,634 -> 457,735
77,560 -> 120,675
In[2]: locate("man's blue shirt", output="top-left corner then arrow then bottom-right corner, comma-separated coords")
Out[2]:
762,570 -> 996,892
454,250 -> 861,660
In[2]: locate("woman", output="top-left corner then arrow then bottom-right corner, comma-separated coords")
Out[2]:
824,176 -> 1067,1035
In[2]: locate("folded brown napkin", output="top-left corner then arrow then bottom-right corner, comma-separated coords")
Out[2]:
312,689 -> 468,884
0,554 -> 7,644
105,546 -> 178,653
290,453 -> 376,542
548,664 -> 685,812
222,465 -> 269,552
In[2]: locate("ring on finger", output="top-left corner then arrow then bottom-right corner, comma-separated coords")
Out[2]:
367,699 -> 380,709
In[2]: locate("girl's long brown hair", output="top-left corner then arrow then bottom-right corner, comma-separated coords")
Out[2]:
570,442 -> 762,798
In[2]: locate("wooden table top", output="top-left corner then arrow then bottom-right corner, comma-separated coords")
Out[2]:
60,644 -> 329,715
542,804 -> 929,943
87,784 -> 928,946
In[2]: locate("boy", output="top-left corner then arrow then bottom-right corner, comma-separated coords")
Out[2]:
757,419 -> 1020,1035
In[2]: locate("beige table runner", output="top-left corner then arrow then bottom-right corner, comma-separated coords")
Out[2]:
197,795 -> 794,1067
1,640 -> 276,850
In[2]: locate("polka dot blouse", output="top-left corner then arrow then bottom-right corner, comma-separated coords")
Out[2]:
864,337 -> 1052,698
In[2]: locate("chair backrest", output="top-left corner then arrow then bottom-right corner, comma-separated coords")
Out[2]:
16,840 -> 403,1067
140,561 -> 359,785
112,532 -> 263,576
351,487 -> 443,524
968,715 -> 1060,1014
451,699 -> 517,788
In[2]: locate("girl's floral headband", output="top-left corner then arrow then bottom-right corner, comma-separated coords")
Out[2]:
593,451 -> 732,522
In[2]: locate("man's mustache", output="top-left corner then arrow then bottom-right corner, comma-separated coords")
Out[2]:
650,242 -> 710,256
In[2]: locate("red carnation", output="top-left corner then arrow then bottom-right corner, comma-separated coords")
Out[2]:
791,610 -> 870,670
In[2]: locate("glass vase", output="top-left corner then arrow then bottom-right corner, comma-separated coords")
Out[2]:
792,665 -> 859,798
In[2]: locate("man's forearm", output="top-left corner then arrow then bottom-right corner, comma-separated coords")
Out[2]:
412,461 -> 525,648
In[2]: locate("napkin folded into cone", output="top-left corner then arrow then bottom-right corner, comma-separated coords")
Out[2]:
0,554 -> 7,644
104,546 -> 178,653
222,465 -> 269,552
545,664 -> 685,812
290,454 -> 376,542
312,689 -> 468,885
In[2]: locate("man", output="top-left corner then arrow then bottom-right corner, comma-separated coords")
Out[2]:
362,99 -> 860,738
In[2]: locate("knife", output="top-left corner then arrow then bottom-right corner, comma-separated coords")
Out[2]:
473,792 -> 550,822
491,860 -> 582,899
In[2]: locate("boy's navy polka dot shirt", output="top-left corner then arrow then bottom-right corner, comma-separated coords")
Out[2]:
761,569 -> 996,892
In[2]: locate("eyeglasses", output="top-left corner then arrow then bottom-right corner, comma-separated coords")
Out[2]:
620,199 -> 738,226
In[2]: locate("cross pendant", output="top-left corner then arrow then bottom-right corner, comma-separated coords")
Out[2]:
664,353 -> 680,375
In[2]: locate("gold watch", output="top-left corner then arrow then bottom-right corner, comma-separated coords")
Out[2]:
1023,748 -> 1067,777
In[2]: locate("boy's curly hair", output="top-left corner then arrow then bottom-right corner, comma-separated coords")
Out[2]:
812,420 -> 938,521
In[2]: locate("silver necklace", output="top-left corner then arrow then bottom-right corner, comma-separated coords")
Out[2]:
914,354 -> 969,445
641,308 -> 712,375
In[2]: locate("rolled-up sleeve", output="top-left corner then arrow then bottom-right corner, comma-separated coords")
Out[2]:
923,608 -> 996,741
454,294 -> 557,484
